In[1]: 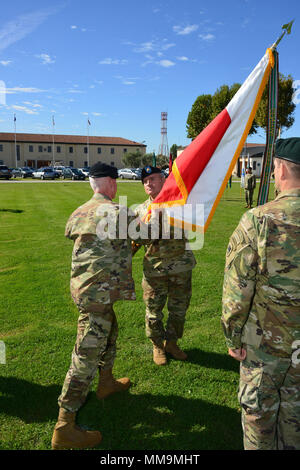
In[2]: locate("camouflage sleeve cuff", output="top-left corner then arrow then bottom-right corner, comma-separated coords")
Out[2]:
224,336 -> 242,350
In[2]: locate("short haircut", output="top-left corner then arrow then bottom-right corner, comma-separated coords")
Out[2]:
275,157 -> 300,180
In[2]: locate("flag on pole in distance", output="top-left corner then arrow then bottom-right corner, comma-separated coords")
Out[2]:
144,48 -> 275,232
241,156 -> 246,188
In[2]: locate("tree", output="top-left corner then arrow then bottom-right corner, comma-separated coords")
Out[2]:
141,153 -> 155,166
170,144 -> 178,160
122,150 -> 143,168
186,94 -> 212,140
186,74 -> 295,140
255,73 -> 296,135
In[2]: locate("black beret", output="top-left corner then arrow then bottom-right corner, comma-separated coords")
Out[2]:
89,162 -> 118,179
275,138 -> 300,165
141,165 -> 162,183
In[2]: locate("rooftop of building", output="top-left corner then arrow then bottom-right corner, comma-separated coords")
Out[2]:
0,132 -> 146,146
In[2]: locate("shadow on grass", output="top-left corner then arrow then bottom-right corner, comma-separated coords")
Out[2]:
186,349 -> 240,373
0,209 -> 24,213
0,375 -> 242,450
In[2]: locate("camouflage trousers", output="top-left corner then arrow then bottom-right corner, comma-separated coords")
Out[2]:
142,270 -> 192,344
58,304 -> 118,412
239,346 -> 300,450
245,189 -> 254,206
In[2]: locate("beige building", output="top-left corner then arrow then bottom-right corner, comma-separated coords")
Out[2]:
0,132 -> 146,169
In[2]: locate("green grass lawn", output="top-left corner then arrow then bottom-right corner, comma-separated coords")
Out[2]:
0,180 -> 274,450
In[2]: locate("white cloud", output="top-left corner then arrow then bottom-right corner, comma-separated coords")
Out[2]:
0,60 -> 12,66
36,53 -> 55,65
23,101 -> 43,108
161,42 -> 176,51
173,24 -> 199,35
177,56 -> 189,61
6,87 -> 46,94
99,58 -> 128,65
199,33 -> 215,41
68,88 -> 85,94
0,6 -> 62,53
114,75 -> 139,85
70,25 -> 77,29
158,60 -> 175,68
11,105 -> 39,115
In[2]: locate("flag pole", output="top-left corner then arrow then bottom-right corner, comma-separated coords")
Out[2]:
87,117 -> 90,167
14,114 -> 17,168
52,115 -> 55,167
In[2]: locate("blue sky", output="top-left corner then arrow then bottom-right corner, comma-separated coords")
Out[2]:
0,0 -> 299,154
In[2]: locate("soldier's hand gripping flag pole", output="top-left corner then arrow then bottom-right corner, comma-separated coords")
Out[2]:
143,23 -> 294,233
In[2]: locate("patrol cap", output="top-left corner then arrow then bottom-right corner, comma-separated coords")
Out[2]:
89,162 -> 118,179
275,138 -> 300,165
141,165 -> 162,183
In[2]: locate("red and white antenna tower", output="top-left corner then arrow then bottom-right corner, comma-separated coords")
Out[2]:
158,111 -> 169,156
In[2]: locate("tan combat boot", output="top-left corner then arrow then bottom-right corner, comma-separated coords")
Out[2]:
96,368 -> 131,400
165,340 -> 187,361
152,341 -> 167,366
51,408 -> 102,450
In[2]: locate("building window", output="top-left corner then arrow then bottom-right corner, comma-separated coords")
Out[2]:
48,146 -> 52,153
97,147 -> 101,154
0,160 -> 3,164
111,162 -> 115,166
69,161 -> 74,167
253,161 -> 257,170
69,147 -> 73,153
84,147 -> 88,154
29,145 -> 33,152
57,146 -> 61,153
0,145 -> 3,152
110,148 -> 115,154
39,145 -> 43,152
84,161 -> 88,167
17,145 -> 20,161
123,148 -> 127,153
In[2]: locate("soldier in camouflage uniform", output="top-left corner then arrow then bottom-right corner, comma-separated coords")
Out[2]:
244,167 -> 256,208
52,162 -> 141,450
221,137 -> 300,450
133,166 -> 196,366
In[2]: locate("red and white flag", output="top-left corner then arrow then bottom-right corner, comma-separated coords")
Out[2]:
146,48 -> 275,232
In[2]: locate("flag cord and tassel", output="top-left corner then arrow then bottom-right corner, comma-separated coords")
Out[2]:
256,50 -> 279,205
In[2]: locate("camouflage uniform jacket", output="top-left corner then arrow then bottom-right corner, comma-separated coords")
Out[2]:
133,198 -> 196,277
65,193 -> 136,310
244,173 -> 256,190
222,188 -> 300,358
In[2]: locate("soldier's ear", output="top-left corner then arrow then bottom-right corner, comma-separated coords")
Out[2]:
281,160 -> 290,181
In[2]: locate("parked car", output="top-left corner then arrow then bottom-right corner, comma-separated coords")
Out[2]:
0,165 -> 12,179
53,166 -> 65,176
61,167 -> 85,180
48,167 -> 60,178
32,167 -> 56,180
118,168 -> 140,180
12,167 -> 34,178
132,168 -> 142,180
78,167 -> 90,177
